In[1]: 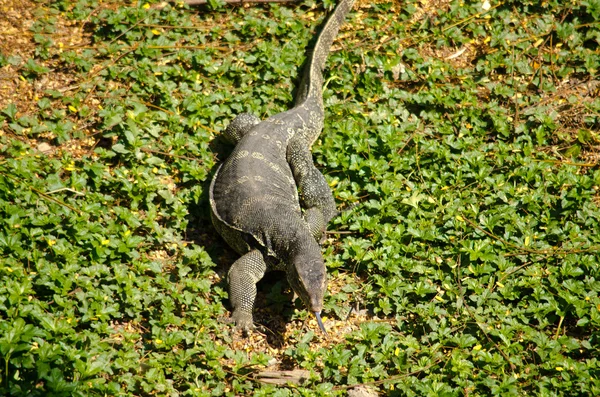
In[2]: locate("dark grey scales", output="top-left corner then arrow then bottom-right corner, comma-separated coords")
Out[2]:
209,0 -> 355,333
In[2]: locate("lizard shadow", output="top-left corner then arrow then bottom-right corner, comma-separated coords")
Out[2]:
184,132 -> 236,280
253,271 -> 299,347
183,134 -> 229,273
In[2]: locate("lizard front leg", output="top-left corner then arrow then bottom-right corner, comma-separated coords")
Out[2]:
227,249 -> 267,331
222,113 -> 261,144
287,140 -> 337,241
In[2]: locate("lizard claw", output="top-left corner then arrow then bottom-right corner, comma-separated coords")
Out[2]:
228,311 -> 255,334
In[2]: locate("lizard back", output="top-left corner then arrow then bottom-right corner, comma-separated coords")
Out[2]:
211,0 -> 355,255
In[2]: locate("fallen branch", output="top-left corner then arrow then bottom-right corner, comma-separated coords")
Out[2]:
183,0 -> 301,4
253,369 -> 310,386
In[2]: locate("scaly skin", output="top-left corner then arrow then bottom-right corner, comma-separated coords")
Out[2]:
209,0 -> 355,332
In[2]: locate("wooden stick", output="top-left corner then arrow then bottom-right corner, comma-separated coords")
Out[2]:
254,369 -> 310,386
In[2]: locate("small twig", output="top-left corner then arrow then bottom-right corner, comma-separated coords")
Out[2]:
456,278 -> 517,372
575,21 -> 600,29
108,15 -> 149,47
140,148 -> 198,161
532,159 -> 596,167
468,309 -> 517,372
461,214 -> 600,256
31,186 -> 82,215
519,79 -> 594,114
333,358 -> 443,391
549,34 -> 559,84
130,99 -> 176,116
582,101 -> 600,119
394,1 -> 504,50
71,43 -> 233,52
57,84 -> 82,93
151,0 -> 300,7
76,46 -> 139,104
46,188 -> 86,196
441,2 -> 504,34
396,124 -> 422,157
555,316 -> 564,340
489,255 -> 553,296
510,41 -> 519,132
325,230 -> 356,235
345,305 -> 355,320
0,172 -> 82,215
146,44 -> 230,51
128,99 -> 220,134
137,23 -> 211,30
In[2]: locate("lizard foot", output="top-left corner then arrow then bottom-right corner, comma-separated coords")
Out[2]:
230,311 -> 255,334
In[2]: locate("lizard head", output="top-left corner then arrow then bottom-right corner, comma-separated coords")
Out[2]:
287,258 -> 328,334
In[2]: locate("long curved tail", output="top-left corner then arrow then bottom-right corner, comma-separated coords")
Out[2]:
295,0 -> 355,106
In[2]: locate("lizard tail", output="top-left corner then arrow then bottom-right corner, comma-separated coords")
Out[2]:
295,0 -> 356,106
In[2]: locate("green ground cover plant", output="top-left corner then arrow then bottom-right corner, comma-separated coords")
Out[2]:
1,0 -> 600,395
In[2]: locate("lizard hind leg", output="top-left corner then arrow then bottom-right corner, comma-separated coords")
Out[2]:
227,249 -> 268,331
223,113 -> 261,144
